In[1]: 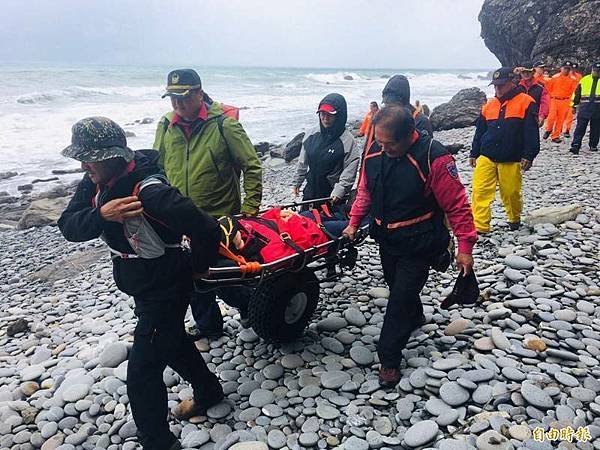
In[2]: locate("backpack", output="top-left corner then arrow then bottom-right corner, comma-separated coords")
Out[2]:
92,175 -> 180,259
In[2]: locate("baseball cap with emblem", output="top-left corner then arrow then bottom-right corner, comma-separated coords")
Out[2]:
162,69 -> 202,98
489,67 -> 517,85
562,61 -> 574,68
593,62 -> 600,70
61,117 -> 134,162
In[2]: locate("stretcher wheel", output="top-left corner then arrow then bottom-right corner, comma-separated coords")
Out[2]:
248,269 -> 319,343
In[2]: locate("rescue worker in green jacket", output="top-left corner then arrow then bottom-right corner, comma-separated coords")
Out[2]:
570,62 -> 600,155
153,69 -> 263,338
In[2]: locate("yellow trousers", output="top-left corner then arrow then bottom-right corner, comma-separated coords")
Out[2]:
471,156 -> 522,233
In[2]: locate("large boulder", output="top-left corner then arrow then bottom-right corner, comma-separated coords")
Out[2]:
253,141 -> 270,156
479,0 -> 600,69
270,132 -> 305,162
17,197 -> 70,229
430,88 -> 487,131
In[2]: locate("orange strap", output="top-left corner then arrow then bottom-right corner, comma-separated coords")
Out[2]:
311,208 -> 323,227
321,203 -> 333,218
406,154 -> 427,183
375,211 -> 434,229
218,243 -> 262,275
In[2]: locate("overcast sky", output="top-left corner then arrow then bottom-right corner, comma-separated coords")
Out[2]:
0,0 -> 498,69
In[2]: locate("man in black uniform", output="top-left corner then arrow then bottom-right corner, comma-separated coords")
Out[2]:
344,106 -> 477,387
570,62 -> 600,155
58,117 -> 224,450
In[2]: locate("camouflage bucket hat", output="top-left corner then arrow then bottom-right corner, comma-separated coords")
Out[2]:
61,117 -> 135,163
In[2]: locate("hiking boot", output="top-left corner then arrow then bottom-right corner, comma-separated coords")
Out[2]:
542,131 -> 551,140
378,366 -> 401,388
590,147 -> 598,152
186,324 -> 223,341
508,221 -> 520,231
173,391 -> 225,420
569,148 -> 580,155
563,131 -> 571,138
551,138 -> 562,143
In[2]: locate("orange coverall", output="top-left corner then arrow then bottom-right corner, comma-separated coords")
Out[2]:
545,74 -> 578,140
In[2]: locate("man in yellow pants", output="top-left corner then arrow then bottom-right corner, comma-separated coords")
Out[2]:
470,67 -> 540,233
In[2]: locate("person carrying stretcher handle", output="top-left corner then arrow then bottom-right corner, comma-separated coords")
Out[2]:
58,117 -> 224,450
342,105 -> 477,388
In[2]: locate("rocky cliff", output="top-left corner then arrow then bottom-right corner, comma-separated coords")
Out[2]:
479,0 -> 600,69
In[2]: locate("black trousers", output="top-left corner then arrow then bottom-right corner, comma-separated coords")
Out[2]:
128,297 -> 222,450
190,287 -> 251,332
571,114 -> 600,150
377,246 -> 431,368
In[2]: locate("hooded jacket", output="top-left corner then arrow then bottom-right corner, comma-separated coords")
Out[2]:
292,93 -> 360,200
58,150 -> 220,311
382,75 -> 433,136
153,99 -> 262,216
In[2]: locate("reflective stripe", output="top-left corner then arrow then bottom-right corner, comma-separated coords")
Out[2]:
375,211 -> 434,229
551,97 -> 570,100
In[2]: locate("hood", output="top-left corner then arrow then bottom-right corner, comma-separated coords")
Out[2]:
318,93 -> 347,145
382,75 -> 410,106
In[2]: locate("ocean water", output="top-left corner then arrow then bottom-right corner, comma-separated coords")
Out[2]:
0,64 -> 492,194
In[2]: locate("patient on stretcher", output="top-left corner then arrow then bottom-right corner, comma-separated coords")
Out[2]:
218,208 -> 343,264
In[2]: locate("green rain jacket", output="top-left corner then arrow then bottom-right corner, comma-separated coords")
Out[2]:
153,101 -> 262,216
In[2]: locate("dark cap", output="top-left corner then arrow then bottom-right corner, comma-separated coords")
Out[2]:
593,62 -> 600,70
520,61 -> 535,71
489,67 -> 517,85
382,74 -> 410,105
440,270 -> 480,310
533,61 -> 546,68
162,69 -> 202,98
61,117 -> 134,163
562,61 -> 574,68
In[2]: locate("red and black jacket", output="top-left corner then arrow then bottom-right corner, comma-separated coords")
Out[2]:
471,88 -> 540,163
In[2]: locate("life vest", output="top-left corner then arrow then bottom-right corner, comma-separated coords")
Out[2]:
92,176 -> 180,259
363,134 -> 450,255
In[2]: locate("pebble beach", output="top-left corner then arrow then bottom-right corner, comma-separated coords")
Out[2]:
1,128 -> 600,450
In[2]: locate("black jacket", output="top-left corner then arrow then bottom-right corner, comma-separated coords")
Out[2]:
58,150 -> 220,310
471,88 -> 540,163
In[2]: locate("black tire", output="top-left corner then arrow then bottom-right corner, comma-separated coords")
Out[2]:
248,269 -> 320,343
